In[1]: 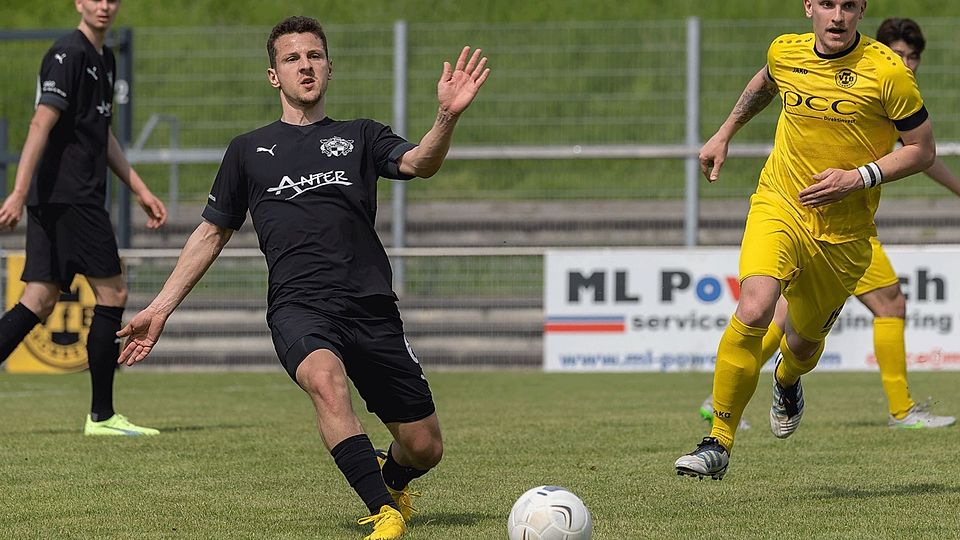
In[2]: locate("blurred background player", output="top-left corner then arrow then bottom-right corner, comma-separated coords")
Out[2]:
115,16 -> 489,540
674,0 -> 937,480
0,0 -> 167,435
697,16 -> 956,431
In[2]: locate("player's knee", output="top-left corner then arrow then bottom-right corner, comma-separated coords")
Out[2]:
299,366 -> 349,404
98,285 -> 128,307
407,437 -> 443,470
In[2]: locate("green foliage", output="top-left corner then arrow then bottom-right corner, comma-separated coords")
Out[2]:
1,371 -> 958,538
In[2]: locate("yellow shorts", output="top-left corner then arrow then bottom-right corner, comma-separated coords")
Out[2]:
853,236 -> 900,296
739,191 -> 871,342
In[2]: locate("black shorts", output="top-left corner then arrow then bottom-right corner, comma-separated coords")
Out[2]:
23,204 -> 122,292
268,296 -> 435,424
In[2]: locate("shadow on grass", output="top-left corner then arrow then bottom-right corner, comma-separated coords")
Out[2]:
14,423 -> 253,435
338,510 -> 500,536
809,482 -> 960,500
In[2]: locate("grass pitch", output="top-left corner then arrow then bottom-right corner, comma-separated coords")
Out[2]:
0,370 -> 958,539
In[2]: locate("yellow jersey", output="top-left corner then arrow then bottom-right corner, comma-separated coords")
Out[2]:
758,32 -> 927,243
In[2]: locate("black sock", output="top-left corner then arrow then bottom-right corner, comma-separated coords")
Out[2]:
0,303 -> 41,363
331,434 -> 397,514
88,305 -> 124,422
381,443 -> 430,492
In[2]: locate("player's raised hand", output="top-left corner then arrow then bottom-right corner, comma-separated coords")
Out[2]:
698,133 -> 730,182
116,307 -> 168,366
0,192 -> 26,231
137,191 -> 168,229
437,46 -> 490,116
800,168 -> 863,207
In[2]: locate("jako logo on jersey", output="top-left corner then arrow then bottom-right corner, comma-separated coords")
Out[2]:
256,144 -> 277,156
782,91 -> 857,116
835,69 -> 857,88
319,136 -> 354,157
267,170 -> 352,200
54,53 -> 67,64
86,66 -> 98,80
791,67 -> 808,75
661,270 -> 740,303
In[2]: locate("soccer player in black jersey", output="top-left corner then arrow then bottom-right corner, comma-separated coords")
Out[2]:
0,0 -> 167,436
116,16 -> 489,540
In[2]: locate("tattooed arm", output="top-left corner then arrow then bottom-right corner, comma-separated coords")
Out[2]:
699,67 -> 779,182
399,46 -> 491,178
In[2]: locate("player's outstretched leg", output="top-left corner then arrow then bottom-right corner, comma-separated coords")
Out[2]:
380,414 -> 443,522
889,400 -> 956,429
675,437 -> 729,480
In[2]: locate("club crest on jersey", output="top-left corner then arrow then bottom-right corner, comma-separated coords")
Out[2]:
318,136 -> 354,157
835,69 -> 857,88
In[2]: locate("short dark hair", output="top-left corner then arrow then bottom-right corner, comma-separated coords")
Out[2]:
266,16 -> 328,68
876,18 -> 925,55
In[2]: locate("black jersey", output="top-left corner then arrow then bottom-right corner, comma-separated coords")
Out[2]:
202,117 -> 416,310
29,30 -> 116,207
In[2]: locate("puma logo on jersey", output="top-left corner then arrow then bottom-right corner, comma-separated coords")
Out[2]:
54,53 -> 67,64
86,66 -> 98,80
256,144 -> 277,156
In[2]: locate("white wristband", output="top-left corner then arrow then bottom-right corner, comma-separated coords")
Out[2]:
857,162 -> 882,189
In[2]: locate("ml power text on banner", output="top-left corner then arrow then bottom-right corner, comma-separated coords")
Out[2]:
544,247 -> 958,372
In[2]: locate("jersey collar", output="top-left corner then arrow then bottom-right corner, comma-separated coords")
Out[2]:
813,32 -> 861,60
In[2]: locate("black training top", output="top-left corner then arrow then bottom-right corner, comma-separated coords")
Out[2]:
30,30 -> 116,207
202,117 -> 417,310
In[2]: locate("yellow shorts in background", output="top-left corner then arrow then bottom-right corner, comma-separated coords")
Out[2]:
739,191 -> 871,342
853,236 -> 900,296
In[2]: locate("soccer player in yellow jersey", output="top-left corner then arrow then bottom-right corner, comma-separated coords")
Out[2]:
675,0 -> 938,480
697,17 -> 956,433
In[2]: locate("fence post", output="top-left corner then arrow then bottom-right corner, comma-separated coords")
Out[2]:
684,16 -> 701,247
392,20 -> 409,295
115,27 -> 134,248
0,118 -> 7,197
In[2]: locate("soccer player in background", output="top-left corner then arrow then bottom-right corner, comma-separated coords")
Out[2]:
674,0 -> 937,480
697,16 -> 956,432
115,16 -> 489,539
0,0 -> 167,435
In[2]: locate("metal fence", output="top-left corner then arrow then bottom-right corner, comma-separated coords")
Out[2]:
115,248 -> 544,370
3,19 -> 960,370
3,19 -> 960,250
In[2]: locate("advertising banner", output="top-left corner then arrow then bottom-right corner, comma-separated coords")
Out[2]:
544,247 -> 959,372
4,253 -> 94,373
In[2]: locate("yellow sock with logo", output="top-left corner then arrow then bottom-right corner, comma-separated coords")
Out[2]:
873,317 -> 914,419
775,335 -> 824,387
710,315 -> 767,451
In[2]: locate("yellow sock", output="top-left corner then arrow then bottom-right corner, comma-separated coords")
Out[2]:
775,335 -> 824,387
873,317 -> 914,418
760,321 -> 784,367
710,315 -> 767,451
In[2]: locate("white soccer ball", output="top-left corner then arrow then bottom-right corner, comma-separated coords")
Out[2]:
507,485 -> 592,540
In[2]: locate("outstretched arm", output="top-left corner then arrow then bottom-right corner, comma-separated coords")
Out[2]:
398,46 -> 491,178
923,157 -> 960,197
107,128 -> 168,229
699,67 -> 779,182
0,104 -> 60,230
117,220 -> 233,365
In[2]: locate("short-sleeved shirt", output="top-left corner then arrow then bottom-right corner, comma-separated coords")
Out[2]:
202,118 -> 416,312
759,32 -> 928,243
29,30 -> 116,207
